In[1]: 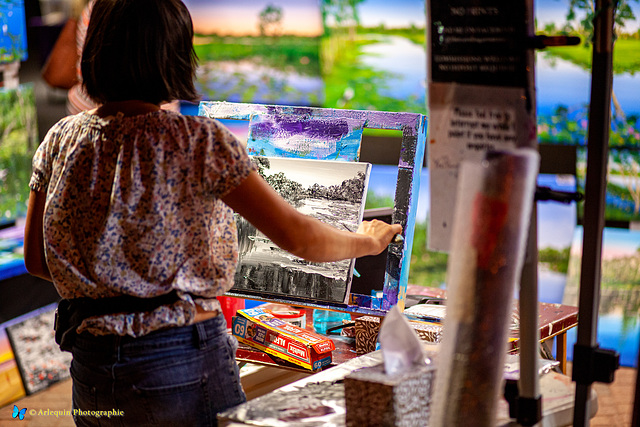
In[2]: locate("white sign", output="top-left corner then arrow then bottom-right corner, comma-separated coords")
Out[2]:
428,82 -> 536,251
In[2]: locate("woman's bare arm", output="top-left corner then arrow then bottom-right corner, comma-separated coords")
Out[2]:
24,190 -> 53,281
222,171 -> 402,263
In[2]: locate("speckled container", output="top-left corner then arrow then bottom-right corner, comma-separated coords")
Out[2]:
355,316 -> 442,354
344,362 -> 436,427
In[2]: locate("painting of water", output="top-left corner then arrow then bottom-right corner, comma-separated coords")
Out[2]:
181,0 -> 639,126
183,0 -> 323,106
365,165 -> 577,292
322,0 -> 426,113
234,157 -> 371,303
0,0 -> 28,63
564,227 -> 640,367
535,0 -> 640,147
575,147 -> 640,223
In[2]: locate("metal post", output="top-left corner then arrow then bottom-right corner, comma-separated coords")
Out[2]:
518,205 -> 541,425
517,1 -> 541,423
572,0 -> 615,424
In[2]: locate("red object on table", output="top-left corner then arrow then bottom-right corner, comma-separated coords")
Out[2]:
234,288 -> 579,374
218,296 -> 245,327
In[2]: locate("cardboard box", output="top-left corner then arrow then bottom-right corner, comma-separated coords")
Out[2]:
344,362 -> 437,427
354,315 -> 442,354
232,308 -> 335,371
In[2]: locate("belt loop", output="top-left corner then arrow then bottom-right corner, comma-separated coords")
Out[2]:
195,322 -> 207,349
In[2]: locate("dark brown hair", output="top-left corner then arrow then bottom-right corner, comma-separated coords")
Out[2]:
81,0 -> 199,104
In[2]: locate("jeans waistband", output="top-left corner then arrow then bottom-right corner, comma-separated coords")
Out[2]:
72,314 -> 227,354
55,292 -> 217,352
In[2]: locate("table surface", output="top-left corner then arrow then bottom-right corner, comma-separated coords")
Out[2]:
404,284 -> 579,352
234,285 -> 579,372
223,348 -> 596,427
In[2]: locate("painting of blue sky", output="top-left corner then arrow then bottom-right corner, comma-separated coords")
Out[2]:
536,0 -> 640,32
357,0 -> 425,28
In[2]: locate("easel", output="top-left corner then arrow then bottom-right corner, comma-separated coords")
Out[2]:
573,0 -> 621,424
199,101 -> 427,316
424,0 -> 604,424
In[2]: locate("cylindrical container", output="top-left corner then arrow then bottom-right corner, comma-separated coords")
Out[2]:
429,149 -> 539,427
218,296 -> 245,328
312,309 -> 351,335
270,308 -> 307,328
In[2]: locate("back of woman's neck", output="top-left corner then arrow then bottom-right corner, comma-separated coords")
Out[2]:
93,100 -> 161,118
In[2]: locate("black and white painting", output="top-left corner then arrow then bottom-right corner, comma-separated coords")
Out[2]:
234,157 -> 371,303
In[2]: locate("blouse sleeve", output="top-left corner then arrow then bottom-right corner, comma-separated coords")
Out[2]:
196,118 -> 257,199
29,126 -> 58,192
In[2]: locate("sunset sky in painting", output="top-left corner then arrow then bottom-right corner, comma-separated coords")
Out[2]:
183,0 -> 322,36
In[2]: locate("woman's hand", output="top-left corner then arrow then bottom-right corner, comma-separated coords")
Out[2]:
356,220 -> 403,256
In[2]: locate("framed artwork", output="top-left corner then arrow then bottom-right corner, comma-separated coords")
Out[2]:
234,156 -> 371,304
183,0 -> 323,106
5,304 -> 72,395
0,327 -> 25,407
0,83 -> 38,227
0,0 -> 28,63
564,227 -> 640,367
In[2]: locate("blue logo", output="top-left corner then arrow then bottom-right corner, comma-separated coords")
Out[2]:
12,405 -> 26,420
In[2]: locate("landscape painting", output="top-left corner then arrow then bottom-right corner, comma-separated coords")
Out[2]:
0,0 -> 28,63
320,0 -> 426,113
183,0 -> 323,106
0,83 -> 38,227
576,147 -> 640,223
564,227 -> 640,367
535,0 -> 640,225
234,156 -> 371,303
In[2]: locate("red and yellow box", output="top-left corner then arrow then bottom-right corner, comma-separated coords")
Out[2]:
232,308 -> 334,371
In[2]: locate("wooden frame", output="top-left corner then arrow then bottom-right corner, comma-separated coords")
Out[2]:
199,101 -> 427,316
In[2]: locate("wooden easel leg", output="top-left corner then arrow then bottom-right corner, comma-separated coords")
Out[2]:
556,332 -> 567,374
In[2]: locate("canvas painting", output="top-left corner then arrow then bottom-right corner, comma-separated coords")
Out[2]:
234,156 -> 371,303
575,147 -> 640,224
5,304 -> 72,395
0,83 -> 38,227
183,0 -> 323,106
0,327 -> 25,407
247,113 -> 363,161
320,0 -> 427,113
563,226 -> 640,367
0,0 -> 28,63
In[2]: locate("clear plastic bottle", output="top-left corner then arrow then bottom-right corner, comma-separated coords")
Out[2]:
312,309 -> 351,335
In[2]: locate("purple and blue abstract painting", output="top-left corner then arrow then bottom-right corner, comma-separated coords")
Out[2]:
247,114 -> 363,161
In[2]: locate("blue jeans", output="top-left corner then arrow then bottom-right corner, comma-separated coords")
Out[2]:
70,315 -> 246,426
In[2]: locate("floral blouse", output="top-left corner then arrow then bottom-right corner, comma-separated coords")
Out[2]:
30,110 -> 255,337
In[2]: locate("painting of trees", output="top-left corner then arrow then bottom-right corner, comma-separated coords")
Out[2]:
258,4 -> 283,37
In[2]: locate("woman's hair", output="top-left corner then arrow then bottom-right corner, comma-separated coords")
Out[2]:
81,0 -> 199,104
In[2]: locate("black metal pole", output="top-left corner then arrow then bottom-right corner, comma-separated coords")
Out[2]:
572,0 -> 615,424
517,2 -> 542,422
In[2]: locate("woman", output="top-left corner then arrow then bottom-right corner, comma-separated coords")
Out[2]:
24,0 -> 401,425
